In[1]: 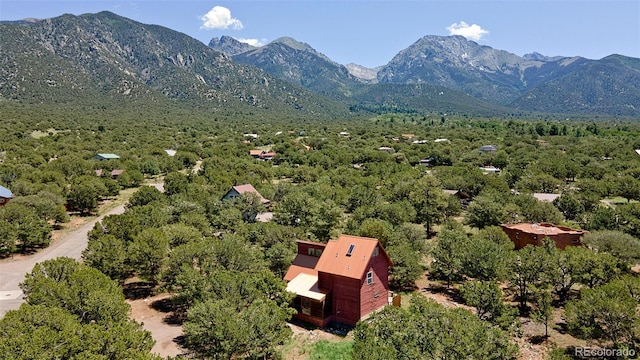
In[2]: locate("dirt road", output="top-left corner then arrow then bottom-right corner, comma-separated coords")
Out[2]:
0,204 -> 127,317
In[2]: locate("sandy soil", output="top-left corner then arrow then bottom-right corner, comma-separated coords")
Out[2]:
127,293 -> 186,358
414,272 -> 591,360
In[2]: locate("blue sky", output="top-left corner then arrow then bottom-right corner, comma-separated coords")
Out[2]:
2,1 -> 639,67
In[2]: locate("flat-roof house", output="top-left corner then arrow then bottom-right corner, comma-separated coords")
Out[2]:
501,223 -> 586,250
284,235 -> 393,327
93,153 -> 120,161
0,185 -> 13,206
221,184 -> 270,204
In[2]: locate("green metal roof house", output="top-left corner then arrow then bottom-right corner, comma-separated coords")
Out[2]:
94,153 -> 120,160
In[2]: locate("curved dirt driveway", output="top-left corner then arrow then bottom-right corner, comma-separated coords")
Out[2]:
0,204 -> 126,317
0,182 -> 164,317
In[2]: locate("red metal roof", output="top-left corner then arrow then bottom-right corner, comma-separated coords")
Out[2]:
284,254 -> 320,281
315,235 -> 392,280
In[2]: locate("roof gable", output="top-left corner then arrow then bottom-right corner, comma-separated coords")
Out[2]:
315,235 -> 391,280
232,184 -> 270,203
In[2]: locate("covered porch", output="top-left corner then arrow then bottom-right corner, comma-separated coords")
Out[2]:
286,273 -> 332,327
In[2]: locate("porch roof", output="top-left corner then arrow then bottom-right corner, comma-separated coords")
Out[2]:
286,273 -> 326,301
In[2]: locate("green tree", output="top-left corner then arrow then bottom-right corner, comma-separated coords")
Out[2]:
387,242 -> 423,289
0,304 -> 158,360
509,240 -> 556,311
127,185 -> 165,208
0,219 -> 17,255
462,226 -> 514,281
582,230 -> 640,266
465,192 -> 508,229
82,234 -> 130,283
66,179 -> 103,215
460,280 -> 514,326
565,276 -> 640,346
352,296 -> 518,360
128,228 -> 169,283
429,226 -> 467,287
20,257 -> 130,324
568,246 -> 621,288
553,194 -> 584,220
531,289 -> 554,338
164,171 -> 189,196
409,175 -> 449,237
265,241 -> 296,278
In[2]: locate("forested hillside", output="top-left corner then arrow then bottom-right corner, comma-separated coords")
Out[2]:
0,101 -> 639,358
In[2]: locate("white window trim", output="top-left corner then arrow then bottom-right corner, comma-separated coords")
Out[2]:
366,271 -> 374,285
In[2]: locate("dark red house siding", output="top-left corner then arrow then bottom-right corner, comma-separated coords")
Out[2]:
296,240 -> 327,257
359,254 -> 390,319
319,273 -> 361,326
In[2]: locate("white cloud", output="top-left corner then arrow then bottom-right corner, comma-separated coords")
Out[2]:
200,6 -> 243,30
236,38 -> 268,47
447,21 -> 489,41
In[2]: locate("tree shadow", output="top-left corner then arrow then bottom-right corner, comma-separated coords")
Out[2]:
528,334 -> 548,345
123,281 -> 154,300
423,282 -> 465,305
151,296 -> 187,325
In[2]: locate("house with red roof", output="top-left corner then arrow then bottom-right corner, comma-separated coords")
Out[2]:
284,235 -> 393,327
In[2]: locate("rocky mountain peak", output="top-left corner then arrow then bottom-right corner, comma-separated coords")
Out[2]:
208,35 -> 256,56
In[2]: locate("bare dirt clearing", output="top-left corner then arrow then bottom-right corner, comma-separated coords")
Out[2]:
127,292 -> 185,358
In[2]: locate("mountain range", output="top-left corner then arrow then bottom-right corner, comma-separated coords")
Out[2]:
212,34 -> 640,117
1,11 -> 639,119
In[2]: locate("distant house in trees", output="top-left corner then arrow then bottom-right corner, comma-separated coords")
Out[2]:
249,150 -> 277,161
479,144 -> 497,152
95,169 -> 124,178
480,166 -> 501,174
0,185 -> 13,206
378,146 -> 393,152
532,193 -> 561,202
500,223 -> 586,250
443,189 -> 471,207
93,153 -> 120,161
284,235 -> 393,327
164,149 -> 177,157
221,184 -> 270,205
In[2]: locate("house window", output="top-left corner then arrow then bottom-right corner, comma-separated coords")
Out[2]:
366,271 -> 374,285
308,248 -> 315,256
301,298 -> 311,315
373,246 -> 379,257
315,249 -> 323,257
